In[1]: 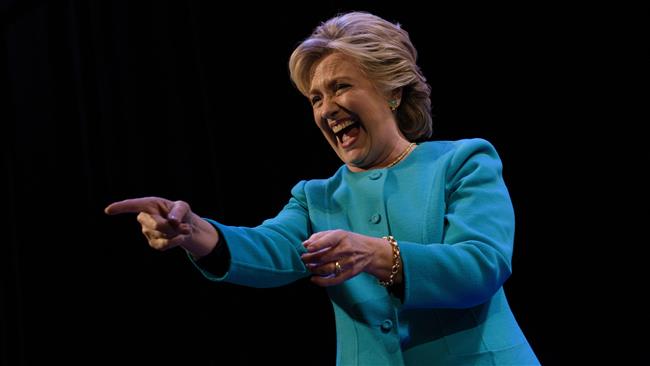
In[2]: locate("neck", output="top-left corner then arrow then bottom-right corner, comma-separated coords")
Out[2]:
347,140 -> 415,172
385,141 -> 416,168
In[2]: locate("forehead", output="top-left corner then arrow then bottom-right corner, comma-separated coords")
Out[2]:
310,53 -> 365,90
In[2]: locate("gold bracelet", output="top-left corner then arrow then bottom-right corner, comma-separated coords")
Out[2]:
379,235 -> 401,287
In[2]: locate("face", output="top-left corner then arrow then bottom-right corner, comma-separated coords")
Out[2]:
308,52 -> 407,172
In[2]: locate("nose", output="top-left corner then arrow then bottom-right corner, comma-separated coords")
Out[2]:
321,96 -> 341,121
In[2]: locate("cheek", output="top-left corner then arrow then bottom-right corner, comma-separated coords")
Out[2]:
312,110 -> 320,126
313,114 -> 327,133
362,104 -> 390,130
312,114 -> 334,140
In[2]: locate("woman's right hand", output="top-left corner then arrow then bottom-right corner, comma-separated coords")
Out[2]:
104,197 -> 219,258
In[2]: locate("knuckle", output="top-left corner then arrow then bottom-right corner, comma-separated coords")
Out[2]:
150,239 -> 168,250
168,236 -> 183,247
175,200 -> 190,211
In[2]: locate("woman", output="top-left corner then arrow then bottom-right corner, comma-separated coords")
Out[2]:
105,11 -> 539,365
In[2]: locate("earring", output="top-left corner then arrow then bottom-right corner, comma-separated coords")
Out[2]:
389,100 -> 399,111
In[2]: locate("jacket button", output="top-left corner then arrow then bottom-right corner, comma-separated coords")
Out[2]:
369,213 -> 381,224
369,171 -> 382,180
380,319 -> 393,332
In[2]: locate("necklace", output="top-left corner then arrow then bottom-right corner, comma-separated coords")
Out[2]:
386,142 -> 416,168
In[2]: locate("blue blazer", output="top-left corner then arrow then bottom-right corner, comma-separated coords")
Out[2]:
193,139 -> 539,365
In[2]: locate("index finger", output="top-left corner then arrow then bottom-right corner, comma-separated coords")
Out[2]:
104,197 -> 169,215
304,230 -> 344,253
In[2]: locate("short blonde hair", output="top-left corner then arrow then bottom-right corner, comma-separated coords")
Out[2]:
289,12 -> 432,141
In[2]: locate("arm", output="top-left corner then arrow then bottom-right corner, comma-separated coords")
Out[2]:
400,139 -> 515,309
104,181 -> 312,288
104,197 -> 220,258
189,181 -> 312,288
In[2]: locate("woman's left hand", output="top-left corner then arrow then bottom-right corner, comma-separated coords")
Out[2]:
301,229 -> 391,286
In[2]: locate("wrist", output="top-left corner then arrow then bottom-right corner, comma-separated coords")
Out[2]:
183,214 -> 219,258
377,236 -> 401,287
366,236 -> 399,284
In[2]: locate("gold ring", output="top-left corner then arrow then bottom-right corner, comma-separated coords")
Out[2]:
334,261 -> 342,275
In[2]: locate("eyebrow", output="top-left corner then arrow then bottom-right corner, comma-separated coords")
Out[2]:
309,76 -> 353,96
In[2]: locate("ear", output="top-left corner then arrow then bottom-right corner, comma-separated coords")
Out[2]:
390,87 -> 403,105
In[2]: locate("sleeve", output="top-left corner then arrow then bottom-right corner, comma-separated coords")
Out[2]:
188,180 -> 312,288
191,227 -> 230,276
399,139 -> 516,309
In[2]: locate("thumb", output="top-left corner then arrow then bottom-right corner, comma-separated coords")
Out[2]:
167,200 -> 190,225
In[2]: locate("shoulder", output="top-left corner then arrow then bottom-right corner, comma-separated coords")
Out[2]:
439,138 -> 505,182
290,166 -> 345,200
418,138 -> 500,158
412,138 -> 501,169
453,137 -> 500,155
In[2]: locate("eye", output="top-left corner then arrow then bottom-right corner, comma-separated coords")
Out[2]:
310,95 -> 322,106
335,83 -> 350,92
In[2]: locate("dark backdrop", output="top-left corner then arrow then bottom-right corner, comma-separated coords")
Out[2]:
1,1 -> 637,365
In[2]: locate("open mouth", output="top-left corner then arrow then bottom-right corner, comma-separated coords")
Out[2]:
332,120 -> 361,146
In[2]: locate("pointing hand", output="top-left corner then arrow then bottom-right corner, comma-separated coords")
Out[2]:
105,197 -> 194,251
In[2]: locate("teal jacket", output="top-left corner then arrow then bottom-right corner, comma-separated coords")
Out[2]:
192,139 -> 539,365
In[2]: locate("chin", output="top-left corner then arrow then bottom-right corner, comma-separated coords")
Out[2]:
344,153 -> 367,167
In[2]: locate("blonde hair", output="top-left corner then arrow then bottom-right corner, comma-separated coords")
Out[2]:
289,11 -> 432,141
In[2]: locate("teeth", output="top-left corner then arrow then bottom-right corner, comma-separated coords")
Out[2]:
332,120 -> 356,133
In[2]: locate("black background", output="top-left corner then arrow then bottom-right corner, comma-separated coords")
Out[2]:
1,1 -> 640,365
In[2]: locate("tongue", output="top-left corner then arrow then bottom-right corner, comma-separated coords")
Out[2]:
341,126 -> 360,144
